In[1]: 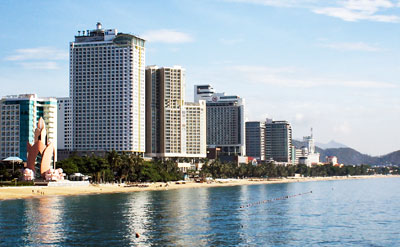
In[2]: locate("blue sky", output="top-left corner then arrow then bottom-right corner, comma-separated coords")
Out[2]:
1,0 -> 399,155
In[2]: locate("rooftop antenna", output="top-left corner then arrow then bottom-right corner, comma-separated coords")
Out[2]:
78,30 -> 81,36
82,30 -> 85,35
311,127 -> 313,138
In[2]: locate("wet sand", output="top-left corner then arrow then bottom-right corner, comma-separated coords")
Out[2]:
0,175 -> 398,201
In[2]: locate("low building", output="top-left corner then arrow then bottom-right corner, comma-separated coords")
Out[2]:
326,156 -> 338,165
298,129 -> 320,167
0,94 -> 57,162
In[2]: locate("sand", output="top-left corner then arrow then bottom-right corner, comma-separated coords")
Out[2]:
0,175 -> 398,201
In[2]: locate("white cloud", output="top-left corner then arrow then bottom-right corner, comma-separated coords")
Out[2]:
320,41 -> 382,51
226,0 -> 400,22
295,113 -> 305,122
5,47 -> 68,61
19,62 -> 60,70
231,65 -> 398,88
4,47 -> 67,70
333,122 -> 352,134
224,0 -> 317,8
313,7 -> 400,22
313,0 -> 400,22
141,29 -> 193,43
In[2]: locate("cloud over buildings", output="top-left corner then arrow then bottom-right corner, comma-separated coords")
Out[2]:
319,41 -> 382,52
4,47 -> 67,70
226,0 -> 400,22
141,29 -> 193,43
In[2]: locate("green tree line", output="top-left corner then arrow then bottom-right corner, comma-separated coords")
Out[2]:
1,154 -> 399,183
56,151 -> 183,183
199,160 -> 394,179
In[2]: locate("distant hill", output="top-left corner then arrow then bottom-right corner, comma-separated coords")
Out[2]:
377,150 -> 400,166
292,140 -> 399,166
319,148 -> 377,165
315,140 -> 348,149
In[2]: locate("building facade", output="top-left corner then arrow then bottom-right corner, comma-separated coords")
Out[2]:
70,23 -> 145,154
298,129 -> 320,166
0,94 -> 57,161
265,119 -> 292,163
57,97 -> 72,160
194,84 -> 246,156
245,121 -> 265,160
184,101 -> 207,157
57,97 -> 72,151
146,66 -> 206,158
194,84 -> 215,102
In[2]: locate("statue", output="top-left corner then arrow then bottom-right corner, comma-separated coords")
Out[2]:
26,117 -> 56,179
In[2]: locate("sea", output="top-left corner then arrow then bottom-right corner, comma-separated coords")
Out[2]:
1,177 -> 400,246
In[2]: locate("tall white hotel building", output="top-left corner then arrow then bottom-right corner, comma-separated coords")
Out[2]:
70,23 -> 145,155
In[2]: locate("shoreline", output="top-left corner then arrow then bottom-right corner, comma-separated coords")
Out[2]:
0,175 -> 398,201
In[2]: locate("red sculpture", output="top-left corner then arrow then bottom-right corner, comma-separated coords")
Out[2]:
26,117 -> 56,178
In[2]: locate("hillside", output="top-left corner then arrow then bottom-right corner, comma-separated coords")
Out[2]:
377,150 -> 400,166
319,148 -> 377,165
292,140 -> 398,166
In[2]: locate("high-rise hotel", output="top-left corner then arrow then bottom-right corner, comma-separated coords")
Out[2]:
245,121 -> 265,160
265,118 -> 292,163
146,66 -> 206,158
70,23 -> 145,155
194,85 -> 246,156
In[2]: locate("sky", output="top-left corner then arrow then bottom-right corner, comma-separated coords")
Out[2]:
0,0 -> 399,156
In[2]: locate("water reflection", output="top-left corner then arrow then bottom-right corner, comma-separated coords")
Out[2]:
124,191 -> 151,246
205,186 -> 244,246
172,188 -> 210,246
23,196 -> 64,246
2,179 -> 400,246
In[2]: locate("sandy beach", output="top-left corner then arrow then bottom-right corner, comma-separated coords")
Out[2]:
0,175 -> 398,201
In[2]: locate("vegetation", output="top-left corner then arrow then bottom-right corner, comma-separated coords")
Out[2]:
199,160 -> 397,179
1,151 -> 400,185
56,151 -> 183,183
0,163 -> 23,182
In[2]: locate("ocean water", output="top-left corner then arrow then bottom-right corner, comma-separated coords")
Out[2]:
1,177 -> 400,246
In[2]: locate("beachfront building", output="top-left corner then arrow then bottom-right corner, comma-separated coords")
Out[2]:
184,102 -> 207,157
326,156 -> 338,165
265,119 -> 292,163
0,94 -> 57,161
298,129 -> 320,166
194,84 -> 245,156
57,97 -> 72,160
146,66 -> 206,158
245,121 -> 265,160
70,23 -> 145,155
294,147 -> 303,165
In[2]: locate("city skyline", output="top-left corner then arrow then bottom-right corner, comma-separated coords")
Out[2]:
0,0 -> 399,155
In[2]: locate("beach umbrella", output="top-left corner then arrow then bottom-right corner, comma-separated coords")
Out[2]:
2,157 -> 23,173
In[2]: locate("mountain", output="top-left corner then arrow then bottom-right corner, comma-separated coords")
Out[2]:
377,150 -> 400,166
319,148 -> 377,165
292,140 -> 399,166
315,140 -> 348,149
